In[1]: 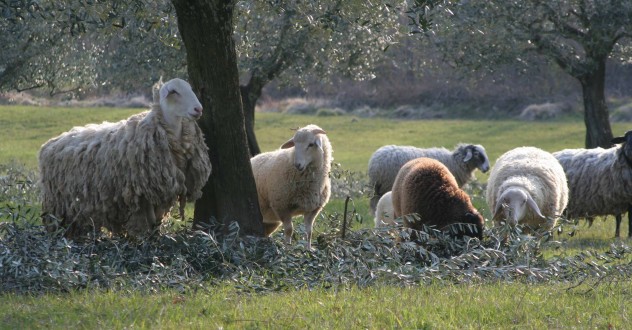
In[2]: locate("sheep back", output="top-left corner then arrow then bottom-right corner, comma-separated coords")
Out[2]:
391,157 -> 484,238
486,146 -> 568,231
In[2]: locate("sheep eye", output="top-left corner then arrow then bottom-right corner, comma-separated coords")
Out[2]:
168,90 -> 179,96
308,143 -> 315,148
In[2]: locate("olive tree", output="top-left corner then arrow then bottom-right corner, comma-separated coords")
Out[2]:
426,0 -> 632,148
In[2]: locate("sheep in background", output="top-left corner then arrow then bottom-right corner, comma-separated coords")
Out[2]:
486,147 -> 568,234
553,130 -> 632,238
368,144 -> 490,213
251,125 -> 332,250
374,191 -> 396,228
392,157 -> 484,239
39,78 -> 212,238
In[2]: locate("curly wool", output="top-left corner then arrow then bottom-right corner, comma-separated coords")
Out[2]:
486,147 -> 568,231
39,88 -> 211,237
368,144 -> 489,212
392,157 -> 484,239
553,143 -> 632,222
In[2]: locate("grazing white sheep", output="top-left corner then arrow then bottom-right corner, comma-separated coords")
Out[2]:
39,78 -> 212,238
392,157 -> 484,239
374,191 -> 396,228
486,146 -> 568,234
250,125 -> 332,249
553,130 -> 632,237
368,144 -> 490,212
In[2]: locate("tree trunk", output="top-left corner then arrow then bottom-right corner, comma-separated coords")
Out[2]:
171,0 -> 263,236
578,58 -> 613,148
240,83 -> 261,156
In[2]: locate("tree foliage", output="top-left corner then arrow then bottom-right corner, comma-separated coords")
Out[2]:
425,0 -> 632,147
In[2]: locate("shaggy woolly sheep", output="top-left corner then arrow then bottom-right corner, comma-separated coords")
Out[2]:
251,124 -> 332,249
368,144 -> 490,212
486,146 -> 568,234
39,78 -> 211,238
553,131 -> 632,237
391,157 -> 484,239
374,191 -> 396,228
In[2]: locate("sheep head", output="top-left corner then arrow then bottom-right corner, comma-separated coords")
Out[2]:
612,130 -> 632,167
281,125 -> 327,172
456,212 -> 484,239
156,78 -> 203,121
463,144 -> 490,173
493,187 -> 544,225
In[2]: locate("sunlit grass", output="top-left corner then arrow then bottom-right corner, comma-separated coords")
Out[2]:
2,281 -> 630,329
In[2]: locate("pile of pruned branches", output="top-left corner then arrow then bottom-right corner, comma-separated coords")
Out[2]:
1,163 -> 631,294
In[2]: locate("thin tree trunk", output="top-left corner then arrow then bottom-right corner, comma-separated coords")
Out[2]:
240,83 -> 261,156
579,58 -> 613,148
172,0 -> 263,236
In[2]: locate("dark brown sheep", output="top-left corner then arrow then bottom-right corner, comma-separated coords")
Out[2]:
392,157 -> 484,239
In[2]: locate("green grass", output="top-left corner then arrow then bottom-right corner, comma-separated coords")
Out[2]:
6,105 -> 630,173
2,282 -> 630,329
0,106 -> 139,167
2,105 -> 631,328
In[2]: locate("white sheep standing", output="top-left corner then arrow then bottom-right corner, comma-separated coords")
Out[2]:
486,146 -> 569,233
368,144 -> 490,212
553,130 -> 632,238
39,78 -> 212,238
250,124 -> 332,249
374,191 -> 396,228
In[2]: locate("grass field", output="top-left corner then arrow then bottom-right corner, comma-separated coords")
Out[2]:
2,282 -> 630,329
1,105 -> 631,329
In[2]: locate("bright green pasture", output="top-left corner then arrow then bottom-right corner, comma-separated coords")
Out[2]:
0,106 -> 140,167
2,282 -> 630,329
3,105 -> 630,173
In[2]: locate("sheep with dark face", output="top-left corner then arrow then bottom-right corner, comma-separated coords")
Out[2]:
486,147 -> 569,234
553,131 -> 632,237
39,78 -> 212,238
250,125 -> 332,250
391,157 -> 484,239
368,144 -> 490,213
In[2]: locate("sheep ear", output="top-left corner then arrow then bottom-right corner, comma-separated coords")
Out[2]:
159,83 -> 170,101
612,136 -> 626,144
526,195 -> 545,218
315,136 -> 323,149
312,128 -> 327,135
463,147 -> 473,162
281,138 -> 295,149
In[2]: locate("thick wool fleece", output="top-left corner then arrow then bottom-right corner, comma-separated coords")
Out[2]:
39,99 -> 211,237
391,157 -> 484,239
486,146 -> 568,231
554,146 -> 632,219
250,127 -> 332,232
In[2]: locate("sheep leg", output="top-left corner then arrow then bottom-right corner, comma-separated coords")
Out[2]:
282,217 -> 294,245
615,214 -> 622,238
179,195 -> 186,220
303,209 -> 320,250
628,205 -> 632,238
